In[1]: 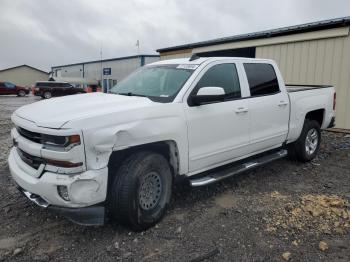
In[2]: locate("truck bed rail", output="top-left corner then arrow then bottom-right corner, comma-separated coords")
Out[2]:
286,84 -> 332,92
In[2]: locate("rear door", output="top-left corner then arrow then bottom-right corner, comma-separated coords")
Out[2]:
51,82 -> 63,96
185,62 -> 251,173
243,62 -> 289,152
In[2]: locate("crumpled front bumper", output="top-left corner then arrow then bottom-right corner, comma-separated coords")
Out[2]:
8,148 -> 108,225
17,186 -> 105,225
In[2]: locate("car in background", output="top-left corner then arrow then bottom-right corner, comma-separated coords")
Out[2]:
0,82 -> 30,97
34,81 -> 86,99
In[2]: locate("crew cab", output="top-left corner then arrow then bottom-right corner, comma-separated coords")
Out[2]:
34,81 -> 86,99
8,57 -> 336,230
0,82 -> 30,96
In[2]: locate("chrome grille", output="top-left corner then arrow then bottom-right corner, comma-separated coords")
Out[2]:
16,126 -> 42,143
16,148 -> 44,169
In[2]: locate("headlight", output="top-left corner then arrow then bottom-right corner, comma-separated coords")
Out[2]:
42,134 -> 81,151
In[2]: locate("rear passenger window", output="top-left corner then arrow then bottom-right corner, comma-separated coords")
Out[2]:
195,63 -> 241,99
244,63 -> 280,96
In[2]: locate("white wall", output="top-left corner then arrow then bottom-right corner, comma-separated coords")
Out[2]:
53,56 -> 160,83
256,35 -> 350,129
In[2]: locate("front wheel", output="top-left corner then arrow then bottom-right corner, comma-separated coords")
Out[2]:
289,119 -> 321,162
109,152 -> 172,231
17,90 -> 26,97
43,91 -> 52,99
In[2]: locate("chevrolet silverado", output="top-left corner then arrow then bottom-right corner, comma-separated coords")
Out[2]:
9,57 -> 336,230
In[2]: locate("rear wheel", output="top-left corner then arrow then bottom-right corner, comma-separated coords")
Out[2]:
43,91 -> 52,99
289,119 -> 321,162
109,151 -> 172,231
17,90 -> 26,97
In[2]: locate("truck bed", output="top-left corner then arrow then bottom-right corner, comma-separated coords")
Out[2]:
286,84 -> 335,143
286,84 -> 332,92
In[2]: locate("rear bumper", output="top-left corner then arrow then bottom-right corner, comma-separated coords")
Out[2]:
17,185 -> 105,225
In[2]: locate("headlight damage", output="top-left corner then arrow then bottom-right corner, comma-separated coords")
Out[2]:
42,134 -> 81,151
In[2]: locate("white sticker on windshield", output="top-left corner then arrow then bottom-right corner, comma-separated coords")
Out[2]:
176,64 -> 199,70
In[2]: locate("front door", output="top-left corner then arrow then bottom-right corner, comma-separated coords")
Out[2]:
0,82 -> 5,95
103,79 -> 108,93
185,62 -> 251,173
4,82 -> 17,95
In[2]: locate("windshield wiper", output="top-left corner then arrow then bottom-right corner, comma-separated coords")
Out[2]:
116,92 -> 147,97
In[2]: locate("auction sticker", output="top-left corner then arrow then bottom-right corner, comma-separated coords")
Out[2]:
176,64 -> 199,70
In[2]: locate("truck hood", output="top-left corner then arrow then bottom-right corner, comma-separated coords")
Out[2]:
14,93 -> 154,129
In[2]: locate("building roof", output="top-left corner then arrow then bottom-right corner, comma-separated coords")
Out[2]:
52,54 -> 160,69
157,16 -> 350,53
0,64 -> 48,74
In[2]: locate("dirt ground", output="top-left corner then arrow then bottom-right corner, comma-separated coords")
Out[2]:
0,95 -> 349,262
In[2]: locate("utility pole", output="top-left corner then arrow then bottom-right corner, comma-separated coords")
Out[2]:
100,45 -> 103,92
136,40 -> 140,55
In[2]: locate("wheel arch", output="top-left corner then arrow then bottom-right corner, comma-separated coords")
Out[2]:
107,140 -> 180,192
305,108 -> 324,127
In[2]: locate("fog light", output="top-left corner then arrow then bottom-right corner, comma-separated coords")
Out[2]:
57,185 -> 70,201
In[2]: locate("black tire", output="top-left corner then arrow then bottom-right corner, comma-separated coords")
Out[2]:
43,91 -> 52,99
109,151 -> 172,231
17,90 -> 26,97
289,119 -> 321,162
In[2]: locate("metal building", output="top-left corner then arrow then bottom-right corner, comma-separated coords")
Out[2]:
157,17 -> 350,129
51,55 -> 159,92
0,65 -> 49,87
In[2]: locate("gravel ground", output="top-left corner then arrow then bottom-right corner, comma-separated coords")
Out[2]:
0,95 -> 349,262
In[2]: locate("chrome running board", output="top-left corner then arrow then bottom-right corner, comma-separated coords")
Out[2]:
189,149 -> 288,187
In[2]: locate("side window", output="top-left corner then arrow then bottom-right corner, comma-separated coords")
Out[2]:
244,63 -> 280,96
195,63 -> 241,99
4,82 -> 16,88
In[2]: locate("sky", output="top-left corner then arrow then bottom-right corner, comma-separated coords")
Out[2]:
0,0 -> 349,72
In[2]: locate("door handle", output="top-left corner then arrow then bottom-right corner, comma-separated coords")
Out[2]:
278,101 -> 288,107
235,107 -> 249,113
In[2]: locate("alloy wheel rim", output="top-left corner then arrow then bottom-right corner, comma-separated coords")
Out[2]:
305,128 -> 318,155
139,171 -> 162,210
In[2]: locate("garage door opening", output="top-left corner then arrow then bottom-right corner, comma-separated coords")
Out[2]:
196,47 -> 256,58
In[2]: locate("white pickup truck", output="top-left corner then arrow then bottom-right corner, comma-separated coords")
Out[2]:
9,57 -> 336,230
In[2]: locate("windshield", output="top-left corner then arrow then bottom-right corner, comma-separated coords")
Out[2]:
109,64 -> 196,102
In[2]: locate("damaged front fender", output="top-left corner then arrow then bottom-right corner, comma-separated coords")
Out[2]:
83,117 -> 188,174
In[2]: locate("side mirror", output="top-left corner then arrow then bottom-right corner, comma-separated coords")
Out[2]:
191,86 -> 225,105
